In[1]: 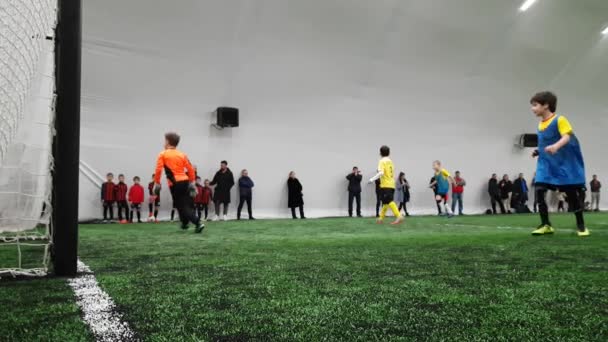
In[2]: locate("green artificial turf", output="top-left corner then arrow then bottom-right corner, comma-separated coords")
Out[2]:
2,213 -> 608,341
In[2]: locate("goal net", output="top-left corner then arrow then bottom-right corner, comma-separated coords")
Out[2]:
0,0 -> 57,278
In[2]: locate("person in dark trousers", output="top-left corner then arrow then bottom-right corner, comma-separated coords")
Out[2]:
590,175 -> 601,212
237,169 -> 255,220
430,176 -> 442,215
153,132 -> 203,233
499,174 -> 513,214
488,174 -> 505,214
101,172 -> 116,222
512,173 -> 529,212
375,179 -> 382,217
396,172 -> 411,216
116,174 -> 129,223
287,171 -> 305,219
346,166 -> 363,217
210,160 -> 235,221
128,176 -> 145,223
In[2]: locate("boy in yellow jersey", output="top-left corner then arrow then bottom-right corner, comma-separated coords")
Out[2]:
369,145 -> 403,225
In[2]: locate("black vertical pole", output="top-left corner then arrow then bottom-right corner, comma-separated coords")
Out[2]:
53,0 -> 81,276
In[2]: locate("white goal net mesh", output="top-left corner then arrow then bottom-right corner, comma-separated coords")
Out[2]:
0,0 -> 57,278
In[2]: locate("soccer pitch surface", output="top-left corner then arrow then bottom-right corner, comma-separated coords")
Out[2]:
1,214 -> 607,341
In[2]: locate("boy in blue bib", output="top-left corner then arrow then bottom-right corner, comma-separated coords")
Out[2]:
530,91 -> 590,237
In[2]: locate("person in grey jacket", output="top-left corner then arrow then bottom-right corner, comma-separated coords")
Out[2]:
346,166 -> 363,217
237,169 -> 255,220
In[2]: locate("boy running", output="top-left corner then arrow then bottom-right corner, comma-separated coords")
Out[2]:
153,132 -> 204,233
429,161 -> 454,218
369,145 -> 403,225
530,91 -> 590,236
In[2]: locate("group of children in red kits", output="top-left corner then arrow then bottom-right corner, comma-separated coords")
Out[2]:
101,173 -> 214,223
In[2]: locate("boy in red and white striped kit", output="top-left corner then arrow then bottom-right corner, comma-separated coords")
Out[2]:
129,176 -> 145,223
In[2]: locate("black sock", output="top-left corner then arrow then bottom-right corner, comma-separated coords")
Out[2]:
137,212 -> 141,221
154,210 -> 158,219
171,209 -> 175,221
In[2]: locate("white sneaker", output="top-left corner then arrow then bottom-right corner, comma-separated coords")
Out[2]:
222,215 -> 227,221
213,216 -> 220,222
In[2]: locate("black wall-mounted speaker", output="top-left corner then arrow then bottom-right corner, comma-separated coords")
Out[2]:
216,107 -> 239,128
520,134 -> 538,147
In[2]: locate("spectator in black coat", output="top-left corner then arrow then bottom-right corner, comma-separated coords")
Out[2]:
237,169 -> 255,220
488,173 -> 505,214
512,173 -> 529,211
346,167 -> 363,218
210,160 -> 235,221
287,171 -> 305,219
375,179 -> 382,217
499,174 -> 513,213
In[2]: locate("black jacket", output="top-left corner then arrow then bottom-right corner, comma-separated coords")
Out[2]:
210,168 -> 235,203
499,180 -> 513,199
287,178 -> 304,208
346,173 -> 362,193
488,178 -> 499,196
239,176 -> 254,197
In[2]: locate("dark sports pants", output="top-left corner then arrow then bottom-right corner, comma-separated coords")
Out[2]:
348,191 -> 361,216
196,204 -> 209,220
117,200 -> 129,220
237,195 -> 253,219
103,201 -> 114,220
173,181 -> 199,226
536,183 -> 585,231
490,194 -> 505,214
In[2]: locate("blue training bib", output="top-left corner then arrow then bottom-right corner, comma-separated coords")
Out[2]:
535,116 -> 585,186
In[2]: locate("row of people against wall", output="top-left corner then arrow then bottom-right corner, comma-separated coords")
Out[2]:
99,167 -> 602,222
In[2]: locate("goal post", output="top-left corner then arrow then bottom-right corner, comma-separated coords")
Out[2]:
0,0 -> 80,278
52,0 -> 81,277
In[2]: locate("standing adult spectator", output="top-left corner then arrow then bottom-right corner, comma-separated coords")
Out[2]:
210,160 -> 235,221
590,175 -> 601,212
396,172 -> 411,217
499,174 -> 513,213
430,176 -> 441,215
531,172 -> 538,213
287,171 -> 305,219
451,171 -> 466,215
488,174 -> 505,214
375,179 -> 382,218
346,167 -> 363,217
512,173 -> 529,212
237,169 -> 255,220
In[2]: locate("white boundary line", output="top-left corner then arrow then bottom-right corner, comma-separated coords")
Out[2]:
67,260 -> 137,342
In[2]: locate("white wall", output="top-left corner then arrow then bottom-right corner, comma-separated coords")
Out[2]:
79,0 -> 608,220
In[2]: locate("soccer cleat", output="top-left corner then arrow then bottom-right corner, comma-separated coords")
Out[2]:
390,216 -> 404,225
577,229 -> 590,237
447,214 -> 454,219
180,223 -> 189,230
532,225 -> 554,235
195,223 -> 205,234
376,219 -> 384,224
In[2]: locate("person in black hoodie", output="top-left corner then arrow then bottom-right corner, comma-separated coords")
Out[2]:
210,160 -> 235,221
488,173 -> 505,214
287,171 -> 305,219
346,167 -> 363,217
499,174 -> 513,214
237,169 -> 255,220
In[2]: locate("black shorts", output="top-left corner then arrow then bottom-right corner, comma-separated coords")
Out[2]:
535,183 -> 586,192
379,188 -> 395,205
130,203 -> 142,210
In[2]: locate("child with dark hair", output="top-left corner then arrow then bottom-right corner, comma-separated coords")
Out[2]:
529,91 -> 589,237
116,174 -> 129,224
129,176 -> 145,223
194,177 -> 213,221
148,174 -> 160,222
101,172 -> 116,222
369,145 -> 403,225
396,172 -> 411,217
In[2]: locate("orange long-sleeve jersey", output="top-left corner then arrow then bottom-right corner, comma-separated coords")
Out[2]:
154,148 -> 195,185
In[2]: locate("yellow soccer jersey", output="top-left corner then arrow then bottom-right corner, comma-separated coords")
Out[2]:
538,114 -> 573,135
377,157 -> 395,189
